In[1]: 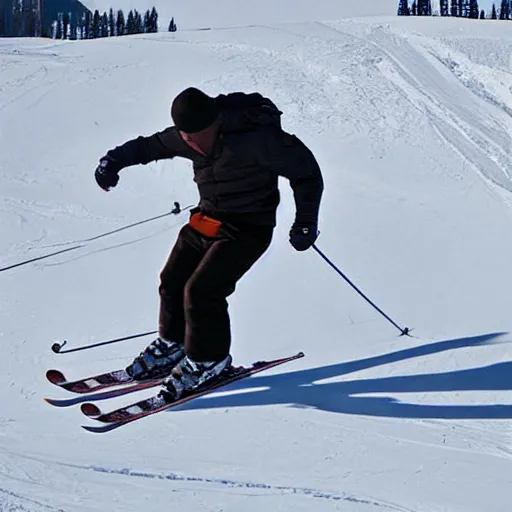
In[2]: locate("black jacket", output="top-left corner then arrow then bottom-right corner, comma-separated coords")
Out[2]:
105,92 -> 324,228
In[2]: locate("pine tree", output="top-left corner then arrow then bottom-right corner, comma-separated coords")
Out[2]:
82,11 -> 92,39
143,10 -> 150,32
135,9 -> 143,33
92,9 -> 100,38
440,0 -> 449,15
479,9 -> 485,17
416,0 -> 432,15
411,1 -> 417,15
108,8 -> 115,36
126,10 -> 134,34
84,11 -> 92,38
116,10 -> 125,35
131,9 -> 140,33
12,0 -> 22,36
491,3 -> 497,18
150,7 -> 158,32
499,0 -> 510,19
101,12 -> 108,36
451,0 -> 458,15
397,0 -> 410,15
19,0 -> 27,36
458,0 -> 463,15
168,16 -> 177,32
62,12 -> 69,38
55,13 -> 62,39
469,0 -> 479,17
70,15 -> 78,40
0,3 -> 5,36
20,0 -> 39,37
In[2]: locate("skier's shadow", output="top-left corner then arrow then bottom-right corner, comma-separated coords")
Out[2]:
174,332 -> 512,419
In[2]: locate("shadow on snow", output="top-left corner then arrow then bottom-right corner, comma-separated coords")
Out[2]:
173,332 -> 512,420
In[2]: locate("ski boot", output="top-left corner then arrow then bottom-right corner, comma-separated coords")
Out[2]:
159,354 -> 232,401
126,337 -> 185,380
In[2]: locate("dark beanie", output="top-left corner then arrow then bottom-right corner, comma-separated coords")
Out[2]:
171,87 -> 218,133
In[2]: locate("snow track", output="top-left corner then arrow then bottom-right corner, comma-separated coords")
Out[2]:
64,463 -> 419,511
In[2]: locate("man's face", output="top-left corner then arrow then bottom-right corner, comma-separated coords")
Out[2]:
179,117 -> 220,157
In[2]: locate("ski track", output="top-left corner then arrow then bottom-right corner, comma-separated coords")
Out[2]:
0,53 -> 71,115
59,462 -> 418,512
314,21 -> 512,196
0,447 -> 419,512
0,62 -> 48,112
0,487 -> 64,512
417,418 -> 512,460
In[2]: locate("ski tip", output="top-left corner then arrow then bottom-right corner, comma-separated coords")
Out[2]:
44,396 -> 77,408
81,422 -> 119,434
81,403 -> 101,417
81,424 -> 107,434
46,369 -> 66,385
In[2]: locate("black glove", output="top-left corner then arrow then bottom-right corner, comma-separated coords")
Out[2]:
289,222 -> 318,251
95,155 -> 120,191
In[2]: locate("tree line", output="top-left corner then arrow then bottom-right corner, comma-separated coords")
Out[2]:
398,0 -> 511,19
51,7 -> 178,39
52,7 -> 163,40
0,1 -> 178,38
1,0 -> 40,36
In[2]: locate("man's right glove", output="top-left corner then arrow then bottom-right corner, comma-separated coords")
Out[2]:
289,222 -> 318,251
95,155 -> 120,191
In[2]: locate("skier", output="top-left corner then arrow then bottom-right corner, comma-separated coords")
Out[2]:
94,87 -> 324,400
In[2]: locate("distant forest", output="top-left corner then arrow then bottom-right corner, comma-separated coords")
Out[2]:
49,7 -> 177,40
0,1 -> 178,38
398,0 -> 511,19
2,0 -> 511,39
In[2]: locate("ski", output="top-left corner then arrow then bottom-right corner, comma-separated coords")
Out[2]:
44,377 -> 165,407
46,368 -> 135,394
81,351 -> 305,433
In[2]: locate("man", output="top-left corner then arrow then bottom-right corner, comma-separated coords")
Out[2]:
94,87 -> 323,400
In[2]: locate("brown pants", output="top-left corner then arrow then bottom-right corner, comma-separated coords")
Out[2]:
158,223 -> 273,362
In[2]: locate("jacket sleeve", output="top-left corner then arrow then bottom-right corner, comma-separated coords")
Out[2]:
105,127 -> 184,169
259,131 -> 324,225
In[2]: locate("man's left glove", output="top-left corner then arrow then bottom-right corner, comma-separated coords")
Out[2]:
95,155 -> 120,191
289,222 -> 318,251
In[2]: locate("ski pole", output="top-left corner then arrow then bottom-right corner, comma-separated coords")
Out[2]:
2,203 -> 192,274
312,244 -> 411,337
51,330 -> 158,354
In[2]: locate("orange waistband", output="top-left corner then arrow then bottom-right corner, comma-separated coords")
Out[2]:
189,212 -> 223,238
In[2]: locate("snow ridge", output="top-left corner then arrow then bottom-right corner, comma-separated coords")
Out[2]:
72,463 -> 417,511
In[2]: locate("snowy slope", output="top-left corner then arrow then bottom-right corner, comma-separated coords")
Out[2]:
1,13 -> 512,512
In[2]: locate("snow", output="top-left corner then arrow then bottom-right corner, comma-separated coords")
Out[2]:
1,9 -> 512,512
